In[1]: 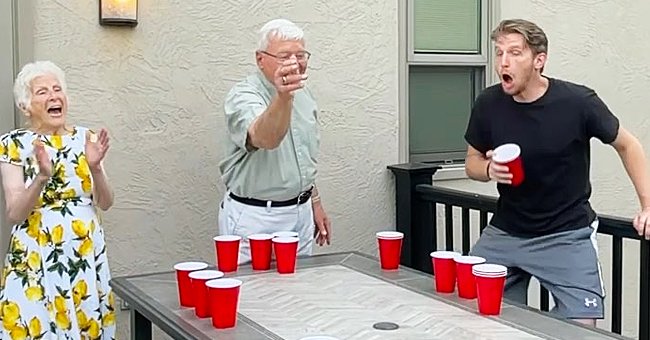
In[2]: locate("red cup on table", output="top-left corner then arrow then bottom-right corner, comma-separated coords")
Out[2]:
430,251 -> 461,293
376,231 -> 404,270
188,270 -> 224,318
206,278 -> 243,329
454,255 -> 486,299
473,263 -> 508,315
248,233 -> 273,271
492,143 -> 524,186
272,236 -> 299,274
173,261 -> 209,307
213,235 -> 242,272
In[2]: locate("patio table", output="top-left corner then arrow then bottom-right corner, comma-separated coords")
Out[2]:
110,251 -> 629,340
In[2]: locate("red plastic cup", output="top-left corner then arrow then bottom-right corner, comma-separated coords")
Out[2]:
206,278 -> 243,329
493,143 -> 524,186
473,264 -> 508,315
430,251 -> 460,293
173,261 -> 208,307
272,236 -> 299,274
214,235 -> 241,272
376,231 -> 404,270
272,231 -> 299,238
188,270 -> 224,318
454,256 -> 486,299
248,233 -> 273,270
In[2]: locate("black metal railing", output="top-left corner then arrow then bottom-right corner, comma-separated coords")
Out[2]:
388,163 -> 650,340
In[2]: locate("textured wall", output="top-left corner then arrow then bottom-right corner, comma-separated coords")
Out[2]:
32,0 -> 397,337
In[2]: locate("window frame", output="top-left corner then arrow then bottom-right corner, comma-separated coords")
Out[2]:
399,0 -> 500,165
407,0 -> 488,65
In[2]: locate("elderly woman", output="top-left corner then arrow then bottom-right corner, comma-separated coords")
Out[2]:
0,61 -> 115,339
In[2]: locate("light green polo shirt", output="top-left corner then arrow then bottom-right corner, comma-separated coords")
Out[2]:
218,70 -> 320,201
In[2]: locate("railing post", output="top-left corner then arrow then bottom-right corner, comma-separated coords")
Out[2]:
388,163 -> 440,272
640,240 -> 649,340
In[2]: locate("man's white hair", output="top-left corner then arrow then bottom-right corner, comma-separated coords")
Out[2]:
257,18 -> 304,51
13,60 -> 67,110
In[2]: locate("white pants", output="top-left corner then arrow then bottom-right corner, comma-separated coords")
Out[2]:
218,192 -> 315,264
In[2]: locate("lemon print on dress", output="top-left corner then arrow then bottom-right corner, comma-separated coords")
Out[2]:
54,296 -> 71,330
50,135 -> 63,150
51,225 -> 64,246
9,325 -> 27,340
10,238 -> 25,254
26,251 -> 40,271
74,154 -> 92,193
2,301 -> 20,330
24,286 -> 44,302
72,220 -> 94,257
26,211 -> 42,240
72,280 -> 88,307
28,317 -> 42,338
7,141 -> 20,163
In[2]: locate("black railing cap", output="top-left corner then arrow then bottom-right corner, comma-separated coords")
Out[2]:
387,162 -> 441,175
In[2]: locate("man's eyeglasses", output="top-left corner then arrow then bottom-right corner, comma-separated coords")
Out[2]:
259,50 -> 311,62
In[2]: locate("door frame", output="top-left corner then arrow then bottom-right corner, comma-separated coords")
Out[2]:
11,0 -> 34,127
1,0 -> 33,259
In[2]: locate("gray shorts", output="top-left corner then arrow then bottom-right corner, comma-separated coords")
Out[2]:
469,220 -> 605,319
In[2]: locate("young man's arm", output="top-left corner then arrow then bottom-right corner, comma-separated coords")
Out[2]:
610,127 -> 650,239
465,146 -> 491,182
582,88 -> 650,239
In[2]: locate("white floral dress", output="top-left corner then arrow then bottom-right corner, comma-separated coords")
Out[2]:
0,127 -> 115,340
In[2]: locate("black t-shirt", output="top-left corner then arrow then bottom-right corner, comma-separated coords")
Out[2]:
464,77 -> 620,237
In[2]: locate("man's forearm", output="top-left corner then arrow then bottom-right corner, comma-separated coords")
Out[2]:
618,140 -> 650,208
465,154 -> 491,182
248,93 -> 293,149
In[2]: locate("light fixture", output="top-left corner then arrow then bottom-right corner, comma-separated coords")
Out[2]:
99,0 -> 138,27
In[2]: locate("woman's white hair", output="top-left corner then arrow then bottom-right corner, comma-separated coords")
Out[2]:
13,60 -> 67,110
257,18 -> 305,51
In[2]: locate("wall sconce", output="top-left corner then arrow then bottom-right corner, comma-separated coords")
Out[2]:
99,0 -> 138,27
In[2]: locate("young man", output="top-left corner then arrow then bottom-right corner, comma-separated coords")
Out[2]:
464,19 -> 650,325
218,18 -> 331,264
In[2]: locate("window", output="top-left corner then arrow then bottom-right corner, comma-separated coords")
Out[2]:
402,0 -> 491,164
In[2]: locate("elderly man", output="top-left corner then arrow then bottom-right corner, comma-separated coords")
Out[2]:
218,18 -> 331,264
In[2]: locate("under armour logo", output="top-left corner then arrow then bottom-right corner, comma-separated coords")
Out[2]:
584,298 -> 598,307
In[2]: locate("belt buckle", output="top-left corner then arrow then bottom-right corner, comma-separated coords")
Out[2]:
298,190 -> 309,203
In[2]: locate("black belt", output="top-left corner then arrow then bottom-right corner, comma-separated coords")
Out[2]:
229,188 -> 313,207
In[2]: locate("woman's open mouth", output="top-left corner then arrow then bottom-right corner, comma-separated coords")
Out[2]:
47,105 -> 63,117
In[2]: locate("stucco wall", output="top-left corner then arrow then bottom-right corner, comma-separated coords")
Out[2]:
32,0 -> 397,337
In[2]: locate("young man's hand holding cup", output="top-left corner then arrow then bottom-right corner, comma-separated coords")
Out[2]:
486,143 -> 524,186
486,150 -> 513,184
